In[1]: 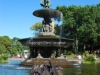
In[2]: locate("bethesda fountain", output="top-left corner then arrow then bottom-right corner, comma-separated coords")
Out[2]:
19,0 -> 74,68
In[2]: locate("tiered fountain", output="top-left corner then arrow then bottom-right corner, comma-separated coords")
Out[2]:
19,0 -> 74,68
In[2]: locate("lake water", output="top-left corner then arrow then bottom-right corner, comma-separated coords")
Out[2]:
0,60 -> 30,75
63,61 -> 100,75
0,60 -> 100,75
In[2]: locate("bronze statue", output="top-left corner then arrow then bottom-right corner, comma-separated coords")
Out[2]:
30,61 -> 59,75
40,0 -> 51,8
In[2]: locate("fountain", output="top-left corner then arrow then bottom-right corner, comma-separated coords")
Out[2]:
19,0 -> 74,68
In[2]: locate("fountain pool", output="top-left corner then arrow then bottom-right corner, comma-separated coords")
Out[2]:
0,60 -> 30,75
0,60 -> 100,75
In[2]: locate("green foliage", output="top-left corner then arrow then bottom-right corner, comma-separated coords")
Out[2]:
0,36 -> 10,62
0,54 -> 8,62
11,37 -> 29,56
54,24 -> 61,35
56,4 -> 100,50
63,50 -> 67,55
66,54 -> 75,58
0,36 -> 12,53
11,47 -> 18,56
30,22 -> 60,36
66,53 -> 75,58
55,35 -> 60,38
2,54 -> 8,60
30,22 -> 42,31
0,36 -> 29,58
66,51 -> 75,58
30,22 -> 42,36
67,51 -> 72,55
0,43 -> 6,53
84,54 -> 96,63
53,50 -> 56,56
84,51 -> 89,54
58,49 -> 61,57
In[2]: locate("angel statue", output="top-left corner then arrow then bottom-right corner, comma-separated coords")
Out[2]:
40,0 -> 51,8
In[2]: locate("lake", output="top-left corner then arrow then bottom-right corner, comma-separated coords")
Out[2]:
63,61 -> 100,75
0,60 -> 100,75
0,60 -> 30,75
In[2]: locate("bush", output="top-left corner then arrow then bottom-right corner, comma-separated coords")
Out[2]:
2,54 -> 8,60
0,54 -> 8,62
66,53 -> 75,58
84,54 -> 96,63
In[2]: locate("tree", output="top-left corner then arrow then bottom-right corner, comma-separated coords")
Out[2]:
0,36 -> 12,53
30,22 -> 61,36
11,37 -> 29,56
56,4 -> 100,51
0,43 -> 6,54
30,22 -> 42,36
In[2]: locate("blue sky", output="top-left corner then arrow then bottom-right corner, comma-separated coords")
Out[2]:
0,0 -> 100,39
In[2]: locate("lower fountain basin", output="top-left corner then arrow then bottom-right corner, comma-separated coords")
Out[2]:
19,36 -> 74,48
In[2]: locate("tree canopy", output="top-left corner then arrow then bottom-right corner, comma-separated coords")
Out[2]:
0,36 -> 29,56
56,4 -> 100,50
30,22 -> 42,31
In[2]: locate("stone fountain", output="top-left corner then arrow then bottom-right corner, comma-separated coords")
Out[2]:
19,0 -> 74,68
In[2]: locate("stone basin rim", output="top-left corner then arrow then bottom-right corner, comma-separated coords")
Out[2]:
33,8 -> 62,18
19,37 -> 74,41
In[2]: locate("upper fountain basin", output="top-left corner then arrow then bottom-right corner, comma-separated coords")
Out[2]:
33,8 -> 63,21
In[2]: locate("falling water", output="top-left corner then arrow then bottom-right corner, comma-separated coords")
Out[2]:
59,24 -> 63,55
59,12 -> 63,55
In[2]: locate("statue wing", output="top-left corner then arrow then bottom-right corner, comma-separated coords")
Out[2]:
40,0 -> 44,6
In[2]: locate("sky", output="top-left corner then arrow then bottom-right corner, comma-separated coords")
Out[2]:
0,0 -> 100,39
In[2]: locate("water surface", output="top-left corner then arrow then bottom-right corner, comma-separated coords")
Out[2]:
0,60 -> 100,75
63,61 -> 100,75
0,60 -> 30,75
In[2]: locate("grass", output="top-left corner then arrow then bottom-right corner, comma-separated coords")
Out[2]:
66,54 -> 75,58
82,61 -> 96,64
0,59 -> 8,63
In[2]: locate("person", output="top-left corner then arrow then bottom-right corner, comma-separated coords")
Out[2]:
78,55 -> 82,59
17,54 -> 20,58
24,54 -> 28,59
